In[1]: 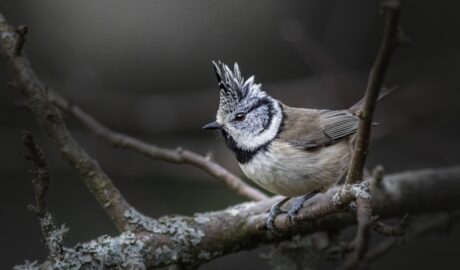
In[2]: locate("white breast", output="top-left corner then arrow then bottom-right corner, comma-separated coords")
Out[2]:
239,140 -> 351,197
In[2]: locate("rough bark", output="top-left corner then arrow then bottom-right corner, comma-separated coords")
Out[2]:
14,167 -> 460,269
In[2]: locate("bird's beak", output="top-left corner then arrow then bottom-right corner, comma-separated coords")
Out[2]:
202,121 -> 222,130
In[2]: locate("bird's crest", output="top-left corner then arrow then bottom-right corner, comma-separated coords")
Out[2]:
212,61 -> 265,116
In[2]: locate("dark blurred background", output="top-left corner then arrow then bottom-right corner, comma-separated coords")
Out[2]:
1,0 -> 459,269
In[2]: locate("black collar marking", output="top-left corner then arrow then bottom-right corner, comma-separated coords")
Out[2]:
222,102 -> 285,164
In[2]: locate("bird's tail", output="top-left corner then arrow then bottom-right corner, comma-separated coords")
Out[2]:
349,86 -> 398,114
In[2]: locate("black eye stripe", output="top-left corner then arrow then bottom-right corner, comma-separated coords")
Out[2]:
232,99 -> 270,122
246,98 -> 271,113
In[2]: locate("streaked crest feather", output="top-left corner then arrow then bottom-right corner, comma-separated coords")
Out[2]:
212,60 -> 265,117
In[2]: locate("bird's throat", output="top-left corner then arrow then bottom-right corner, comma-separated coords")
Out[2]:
221,129 -> 271,164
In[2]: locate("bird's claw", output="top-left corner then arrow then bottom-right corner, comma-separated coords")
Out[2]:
287,206 -> 301,224
287,191 -> 320,224
266,198 -> 289,235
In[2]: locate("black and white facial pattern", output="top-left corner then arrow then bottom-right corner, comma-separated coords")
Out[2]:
223,97 -> 281,149
212,61 -> 283,163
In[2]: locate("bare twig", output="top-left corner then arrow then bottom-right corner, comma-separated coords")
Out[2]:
371,165 -> 385,189
14,25 -> 27,55
51,93 -> 267,202
339,1 -> 404,268
23,131 -> 49,216
22,131 -> 68,256
372,213 -> 410,236
0,12 -> 133,231
345,0 -> 403,185
340,196 -> 372,270
365,212 -> 460,262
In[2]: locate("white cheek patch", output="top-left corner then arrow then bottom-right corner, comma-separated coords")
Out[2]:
231,101 -> 283,150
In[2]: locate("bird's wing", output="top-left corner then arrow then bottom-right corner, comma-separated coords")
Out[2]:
280,105 -> 358,150
320,110 -> 359,143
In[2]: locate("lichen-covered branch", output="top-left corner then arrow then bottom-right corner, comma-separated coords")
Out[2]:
0,12 -> 132,231
16,166 -> 460,269
51,94 -> 267,202
22,131 -> 68,257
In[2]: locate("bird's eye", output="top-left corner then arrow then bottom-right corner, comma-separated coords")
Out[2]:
234,113 -> 246,121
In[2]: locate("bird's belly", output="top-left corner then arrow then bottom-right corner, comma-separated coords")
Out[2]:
239,141 -> 350,197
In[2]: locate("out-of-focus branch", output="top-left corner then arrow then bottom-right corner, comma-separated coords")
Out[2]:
0,12 -> 132,231
365,212 -> 460,263
15,166 -> 460,269
372,213 -> 410,236
51,94 -> 268,202
22,131 -> 68,257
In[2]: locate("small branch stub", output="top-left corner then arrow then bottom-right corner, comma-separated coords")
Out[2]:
372,165 -> 385,188
14,25 -> 28,55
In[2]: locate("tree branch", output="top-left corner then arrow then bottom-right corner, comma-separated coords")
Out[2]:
0,12 -> 132,231
15,166 -> 460,269
50,94 -> 267,202
22,131 -> 68,257
339,192 -> 372,270
364,212 -> 460,263
372,213 -> 410,236
341,1 -> 404,267
346,0 -> 403,185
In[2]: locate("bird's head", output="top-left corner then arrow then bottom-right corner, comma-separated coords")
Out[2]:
203,61 -> 283,153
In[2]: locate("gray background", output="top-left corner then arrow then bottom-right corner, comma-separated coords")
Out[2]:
0,0 -> 459,269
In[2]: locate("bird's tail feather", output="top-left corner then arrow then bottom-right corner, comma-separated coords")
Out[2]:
349,86 -> 398,114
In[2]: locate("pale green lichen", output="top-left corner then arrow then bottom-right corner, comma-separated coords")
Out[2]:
332,182 -> 371,206
193,214 -> 210,224
39,212 -> 68,255
123,208 -> 206,264
224,201 -> 256,216
154,245 -> 179,264
13,260 -> 38,270
15,231 -> 147,269
198,251 -> 212,260
331,191 -> 343,206
350,181 -> 370,199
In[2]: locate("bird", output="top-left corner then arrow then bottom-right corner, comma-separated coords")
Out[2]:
203,61 -> 390,233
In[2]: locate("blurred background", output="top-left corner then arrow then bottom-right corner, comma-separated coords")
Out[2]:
1,0 -> 459,269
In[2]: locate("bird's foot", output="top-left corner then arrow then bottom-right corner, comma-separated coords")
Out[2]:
287,191 -> 320,224
266,197 -> 290,235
